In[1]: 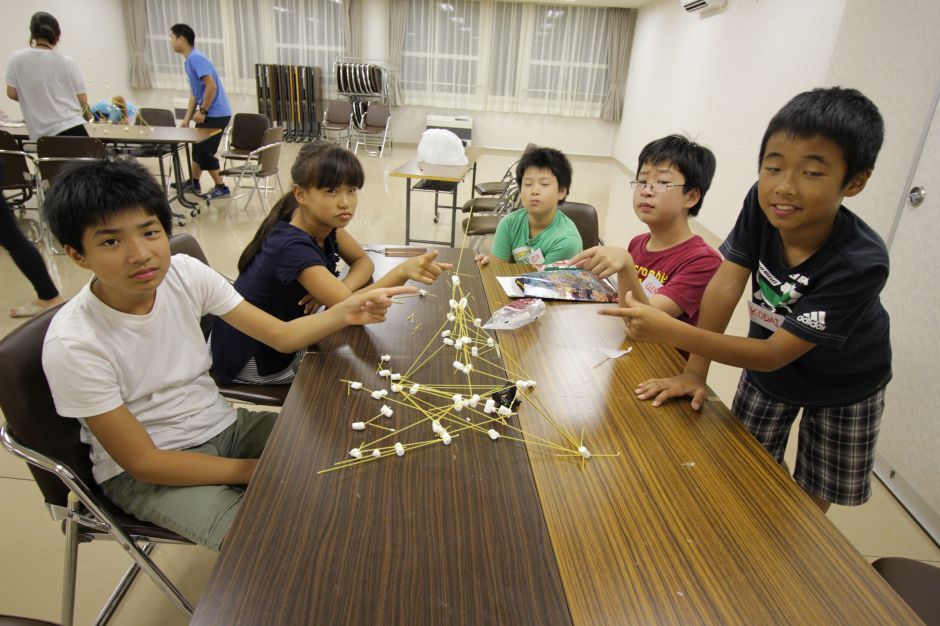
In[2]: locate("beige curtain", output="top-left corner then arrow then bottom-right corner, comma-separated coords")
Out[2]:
345,0 -> 363,58
387,0 -> 407,106
123,0 -> 153,88
601,8 -> 636,122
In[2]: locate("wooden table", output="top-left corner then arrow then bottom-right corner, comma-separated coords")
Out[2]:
0,122 -> 221,221
390,148 -> 481,247
192,253 -> 920,625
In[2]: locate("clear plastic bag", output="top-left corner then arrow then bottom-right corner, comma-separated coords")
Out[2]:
417,128 -> 468,165
482,298 -> 546,330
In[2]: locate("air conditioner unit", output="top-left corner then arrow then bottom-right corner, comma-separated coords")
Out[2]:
426,115 -> 473,147
681,0 -> 726,13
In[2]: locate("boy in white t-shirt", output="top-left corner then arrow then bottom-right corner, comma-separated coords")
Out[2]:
41,161 -> 413,550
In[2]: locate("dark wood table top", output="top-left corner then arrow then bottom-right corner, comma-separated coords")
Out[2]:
193,251 -> 919,625
0,122 -> 220,145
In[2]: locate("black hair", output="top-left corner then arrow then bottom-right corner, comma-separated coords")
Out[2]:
238,140 -> 365,273
515,146 -> 572,201
30,12 -> 61,46
759,86 -> 884,187
170,23 -> 195,47
637,134 -> 716,217
44,160 -> 173,255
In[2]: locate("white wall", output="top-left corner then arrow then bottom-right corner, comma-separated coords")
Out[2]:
0,0 -> 131,120
612,0 -> 846,238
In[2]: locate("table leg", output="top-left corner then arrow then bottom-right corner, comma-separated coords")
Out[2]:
450,185 -> 457,247
470,162 -> 477,199
405,177 -> 412,246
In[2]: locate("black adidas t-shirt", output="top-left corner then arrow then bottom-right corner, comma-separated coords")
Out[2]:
719,184 -> 891,407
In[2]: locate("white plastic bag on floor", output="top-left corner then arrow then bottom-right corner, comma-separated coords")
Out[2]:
417,128 -> 468,165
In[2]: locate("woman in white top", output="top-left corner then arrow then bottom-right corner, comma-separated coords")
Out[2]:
5,12 -> 89,140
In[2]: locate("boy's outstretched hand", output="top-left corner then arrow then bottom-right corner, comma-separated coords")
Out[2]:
474,254 -> 489,266
599,291 -> 675,342
396,250 -> 454,285
340,286 -> 417,326
570,245 -> 633,279
635,372 -> 708,410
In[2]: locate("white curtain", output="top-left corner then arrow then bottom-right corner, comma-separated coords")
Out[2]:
601,8 -> 636,122
124,0 -> 154,88
142,0 -> 346,96
387,0 -> 407,106
398,0 -> 633,119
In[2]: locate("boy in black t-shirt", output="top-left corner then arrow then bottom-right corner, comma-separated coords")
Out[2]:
603,87 -> 891,512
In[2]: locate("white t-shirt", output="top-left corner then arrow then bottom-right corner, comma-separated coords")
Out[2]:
42,254 -> 245,483
5,48 -> 86,140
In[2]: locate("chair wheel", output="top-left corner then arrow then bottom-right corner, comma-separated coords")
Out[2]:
177,218 -> 186,226
190,209 -> 199,217
433,216 -> 440,223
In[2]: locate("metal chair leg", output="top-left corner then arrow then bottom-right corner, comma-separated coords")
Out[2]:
61,492 -> 80,626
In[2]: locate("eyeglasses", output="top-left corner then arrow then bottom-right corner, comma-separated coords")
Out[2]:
630,181 -> 685,193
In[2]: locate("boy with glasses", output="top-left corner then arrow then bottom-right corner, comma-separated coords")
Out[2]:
573,135 -> 721,328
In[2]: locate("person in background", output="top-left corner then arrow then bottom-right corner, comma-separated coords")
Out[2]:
5,11 -> 90,140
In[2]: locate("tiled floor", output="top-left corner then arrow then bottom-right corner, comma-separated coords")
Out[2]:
0,144 -> 936,623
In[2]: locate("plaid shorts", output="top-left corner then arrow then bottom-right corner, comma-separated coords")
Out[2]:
731,370 -> 885,506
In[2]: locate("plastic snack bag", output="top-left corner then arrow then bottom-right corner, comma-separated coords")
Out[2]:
482,298 -> 546,330
417,128 -> 468,165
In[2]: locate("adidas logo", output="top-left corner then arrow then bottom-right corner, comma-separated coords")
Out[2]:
796,310 -> 826,330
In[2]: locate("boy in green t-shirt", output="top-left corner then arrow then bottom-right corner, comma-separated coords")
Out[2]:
476,146 -> 582,266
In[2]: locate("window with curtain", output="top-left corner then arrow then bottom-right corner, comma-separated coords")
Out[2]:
403,0 -> 625,118
143,0 -> 347,96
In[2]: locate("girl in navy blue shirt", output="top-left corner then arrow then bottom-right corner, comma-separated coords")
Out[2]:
211,141 -> 451,384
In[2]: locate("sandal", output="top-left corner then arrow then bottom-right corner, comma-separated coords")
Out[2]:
10,302 -> 46,318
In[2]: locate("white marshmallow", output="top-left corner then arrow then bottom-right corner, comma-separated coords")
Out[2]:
419,289 -> 428,297
578,446 -> 591,459
486,337 -> 495,347
497,405 -> 513,417
447,313 -> 456,322
443,338 -> 455,346
471,347 -> 479,357
441,432 -> 452,445
380,354 -> 391,362
469,394 -> 481,407
463,363 -> 473,374
349,381 -> 363,390
371,389 -> 388,399
352,422 -> 366,431
488,429 -> 500,441
441,330 -> 451,337
349,448 -> 363,459
378,369 -> 391,377
432,420 -> 445,435
483,399 -> 496,414
474,318 -> 482,327
453,360 -> 464,372
527,380 -> 537,388
380,405 -> 394,418
458,297 -> 467,310
372,449 -> 381,458
391,383 -> 403,393
453,401 -> 464,412
394,442 -> 405,456
451,275 -> 460,286
410,383 -> 421,394
452,393 -> 463,404
449,298 -> 458,309
460,335 -> 470,345
390,373 -> 402,381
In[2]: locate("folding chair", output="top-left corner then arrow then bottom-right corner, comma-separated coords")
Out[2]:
169,233 -> 289,407
321,100 -> 354,148
872,557 -> 940,624
221,113 -> 271,171
0,307 -> 195,626
35,137 -> 109,251
219,126 -> 285,212
121,108 -> 180,195
0,130 -> 42,241
558,201 -> 602,248
354,103 -> 391,157
460,178 -> 520,250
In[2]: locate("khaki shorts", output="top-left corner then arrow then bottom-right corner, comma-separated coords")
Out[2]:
100,407 -> 277,551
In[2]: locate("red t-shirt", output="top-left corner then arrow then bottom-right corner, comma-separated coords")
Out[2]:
628,233 -> 722,327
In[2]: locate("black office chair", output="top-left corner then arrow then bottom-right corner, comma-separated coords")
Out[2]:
169,233 -> 290,407
126,108 -> 180,194
872,557 -> 940,624
0,307 -> 194,626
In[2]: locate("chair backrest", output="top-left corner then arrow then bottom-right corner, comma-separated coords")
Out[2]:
364,103 -> 390,128
255,126 -> 284,175
229,113 -> 270,151
0,304 -> 93,508
558,201 -> 600,249
169,233 -> 216,338
36,137 -> 108,189
325,100 -> 353,124
135,107 -> 176,128
0,130 -> 34,191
